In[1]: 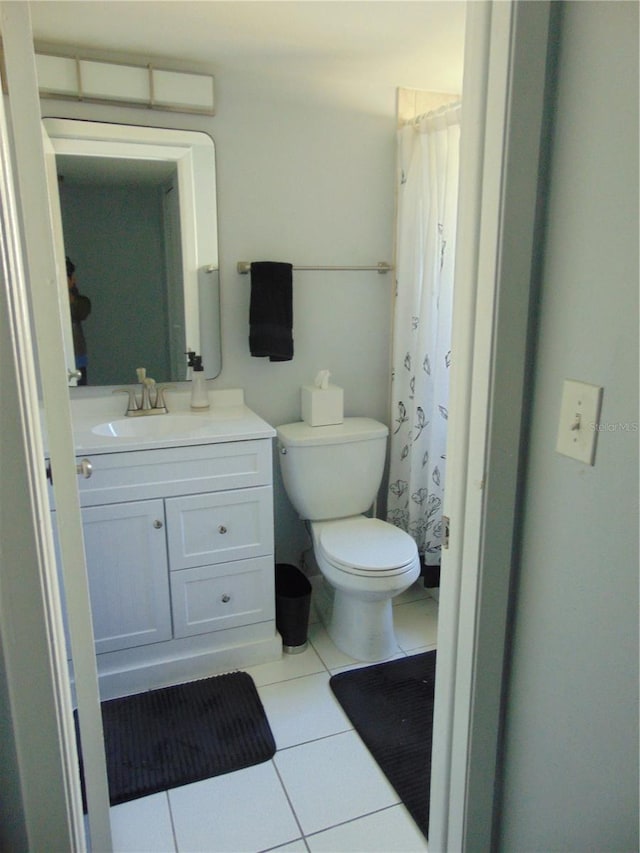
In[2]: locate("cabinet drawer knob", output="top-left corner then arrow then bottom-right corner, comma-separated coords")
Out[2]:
153,519 -> 163,529
218,525 -> 227,534
221,594 -> 231,603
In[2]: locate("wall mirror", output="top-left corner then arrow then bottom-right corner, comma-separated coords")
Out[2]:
42,118 -> 221,386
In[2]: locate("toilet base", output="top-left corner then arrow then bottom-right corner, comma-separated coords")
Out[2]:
308,518 -> 421,662
328,590 -> 400,662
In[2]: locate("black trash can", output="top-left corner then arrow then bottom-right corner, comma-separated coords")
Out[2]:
275,563 -> 312,654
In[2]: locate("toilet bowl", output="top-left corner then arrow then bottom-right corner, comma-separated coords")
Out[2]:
311,516 -> 420,660
276,418 -> 420,661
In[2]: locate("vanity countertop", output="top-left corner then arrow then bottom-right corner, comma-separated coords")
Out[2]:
43,388 -> 276,455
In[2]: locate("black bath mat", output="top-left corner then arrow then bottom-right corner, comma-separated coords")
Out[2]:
77,671 -> 276,807
329,651 -> 436,839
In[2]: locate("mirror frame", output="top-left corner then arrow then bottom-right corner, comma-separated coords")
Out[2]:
42,118 -> 221,382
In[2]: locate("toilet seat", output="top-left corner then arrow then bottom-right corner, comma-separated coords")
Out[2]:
315,517 -> 418,578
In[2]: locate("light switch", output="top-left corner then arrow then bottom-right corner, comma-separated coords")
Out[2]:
556,379 -> 603,465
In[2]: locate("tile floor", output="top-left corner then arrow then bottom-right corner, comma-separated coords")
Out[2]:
103,581 -> 438,853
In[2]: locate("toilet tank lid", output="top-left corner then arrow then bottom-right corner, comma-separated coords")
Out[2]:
277,417 -> 388,447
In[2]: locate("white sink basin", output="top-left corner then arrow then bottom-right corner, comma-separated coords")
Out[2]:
59,390 -> 276,454
92,413 -> 215,439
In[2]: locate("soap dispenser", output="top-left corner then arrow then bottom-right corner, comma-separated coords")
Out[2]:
185,349 -> 196,380
190,355 -> 210,410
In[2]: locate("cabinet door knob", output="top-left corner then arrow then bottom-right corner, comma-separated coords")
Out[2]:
153,519 -> 163,529
221,594 -> 231,603
76,458 -> 93,479
218,525 -> 227,534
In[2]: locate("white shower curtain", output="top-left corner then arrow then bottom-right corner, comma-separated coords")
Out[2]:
386,103 -> 460,566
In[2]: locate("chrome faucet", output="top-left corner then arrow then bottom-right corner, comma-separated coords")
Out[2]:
113,368 -> 174,416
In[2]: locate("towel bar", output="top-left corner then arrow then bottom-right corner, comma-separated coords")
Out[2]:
237,261 -> 393,275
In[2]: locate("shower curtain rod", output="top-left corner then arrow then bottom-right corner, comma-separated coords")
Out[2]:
237,261 -> 393,275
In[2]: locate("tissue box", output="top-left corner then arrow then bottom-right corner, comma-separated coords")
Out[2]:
301,384 -> 344,426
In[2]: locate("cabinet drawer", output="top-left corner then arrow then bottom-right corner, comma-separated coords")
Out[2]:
67,440 -> 272,507
166,486 -> 273,570
170,555 -> 275,638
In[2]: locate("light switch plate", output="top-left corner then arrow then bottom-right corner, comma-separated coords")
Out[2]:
556,379 -> 603,465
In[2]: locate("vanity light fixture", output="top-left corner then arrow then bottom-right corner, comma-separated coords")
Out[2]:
33,51 -> 215,115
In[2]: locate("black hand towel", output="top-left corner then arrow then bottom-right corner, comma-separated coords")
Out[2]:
249,261 -> 294,361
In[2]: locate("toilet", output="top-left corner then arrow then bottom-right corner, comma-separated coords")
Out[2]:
276,418 -> 420,661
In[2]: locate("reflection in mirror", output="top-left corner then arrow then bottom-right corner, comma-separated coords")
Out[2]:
42,119 -> 222,386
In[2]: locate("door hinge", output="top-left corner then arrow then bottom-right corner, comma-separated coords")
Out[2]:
442,515 -> 450,549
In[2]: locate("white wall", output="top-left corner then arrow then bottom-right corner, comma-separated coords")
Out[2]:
497,2 -> 639,849
40,59 -> 405,565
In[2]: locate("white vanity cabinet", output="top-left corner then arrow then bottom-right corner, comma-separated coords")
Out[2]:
51,425 -> 280,700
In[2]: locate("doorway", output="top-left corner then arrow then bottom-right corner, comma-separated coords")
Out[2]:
0,2 -> 553,850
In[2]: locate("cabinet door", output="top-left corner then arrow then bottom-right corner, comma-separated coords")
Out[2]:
82,500 -> 171,654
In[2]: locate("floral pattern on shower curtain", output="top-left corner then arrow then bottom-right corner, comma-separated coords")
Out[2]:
387,103 -> 460,566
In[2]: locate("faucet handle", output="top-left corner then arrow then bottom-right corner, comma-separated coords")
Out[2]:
113,387 -> 139,413
140,377 -> 155,410
154,384 -> 175,411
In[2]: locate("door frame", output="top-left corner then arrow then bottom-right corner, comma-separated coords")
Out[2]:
429,1 -> 552,849
0,73 -> 83,853
0,3 -> 112,849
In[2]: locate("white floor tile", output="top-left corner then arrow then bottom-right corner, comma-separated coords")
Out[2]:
394,598 -> 438,651
328,650 -> 407,677
274,731 -> 400,836
244,643 -> 327,688
308,622 -> 356,669
258,671 -> 353,749
104,594 -> 437,853
308,623 -> 393,670
109,792 -> 176,853
393,580 -> 431,606
306,804 -> 428,852
169,762 -> 300,853
267,842 -> 309,853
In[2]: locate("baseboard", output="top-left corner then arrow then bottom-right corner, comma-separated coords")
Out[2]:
69,629 -> 283,703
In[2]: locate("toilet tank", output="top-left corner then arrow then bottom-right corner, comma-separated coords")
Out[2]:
276,418 -> 389,521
